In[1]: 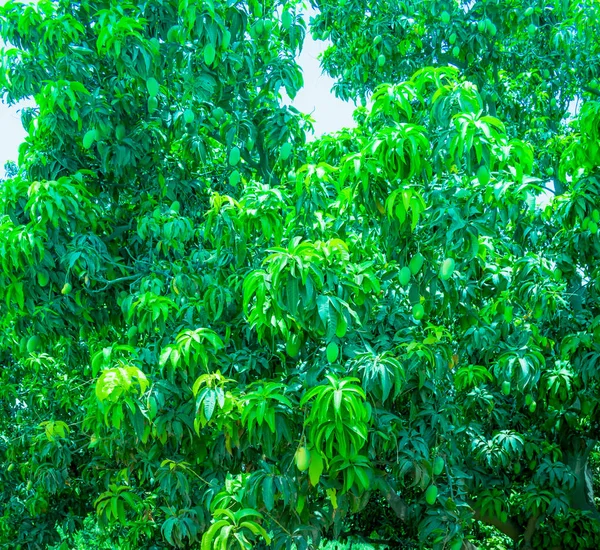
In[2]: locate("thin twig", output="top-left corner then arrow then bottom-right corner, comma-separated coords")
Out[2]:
86,274 -> 141,293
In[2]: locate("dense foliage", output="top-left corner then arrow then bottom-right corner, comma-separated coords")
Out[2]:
1,1 -> 600,549
312,0 -> 600,188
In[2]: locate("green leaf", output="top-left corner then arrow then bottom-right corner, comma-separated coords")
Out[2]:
201,520 -> 230,550
282,10 -> 292,30
262,476 -> 275,511
204,391 -> 216,421
309,450 -> 324,486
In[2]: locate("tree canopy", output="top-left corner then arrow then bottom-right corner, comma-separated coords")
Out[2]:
1,1 -> 600,550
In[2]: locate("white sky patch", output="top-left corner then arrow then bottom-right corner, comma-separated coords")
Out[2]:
0,90 -> 35,171
283,8 -> 356,139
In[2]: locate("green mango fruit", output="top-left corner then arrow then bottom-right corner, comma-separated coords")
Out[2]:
425,485 -> 438,505
228,147 -> 241,166
525,394 -> 534,406
148,96 -> 158,113
399,266 -> 411,286
409,253 -> 424,275
280,142 -> 293,160
146,77 -> 159,97
433,457 -> 445,476
377,54 -> 386,67
222,30 -> 231,50
213,107 -> 225,122
61,283 -> 72,295
167,25 -> 180,42
286,334 -> 301,358
582,399 -> 592,415
335,316 -> 348,338
439,258 -> 455,281
27,335 -> 41,353
82,129 -> 96,149
441,11 -> 450,24
412,303 -> 425,320
37,271 -> 50,287
183,109 -> 194,124
295,447 -> 311,471
326,341 -> 339,363
476,165 -> 490,185
449,32 -> 457,44
502,381 -> 511,395
255,20 -> 265,36
204,44 -> 216,66
229,170 -> 241,187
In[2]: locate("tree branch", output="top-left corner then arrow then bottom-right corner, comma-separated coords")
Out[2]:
472,509 -> 523,541
524,512 -> 541,545
375,476 -> 410,522
86,274 -> 141,293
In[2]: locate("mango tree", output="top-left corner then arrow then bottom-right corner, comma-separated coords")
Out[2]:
0,0 -> 309,547
310,0 -> 600,185
1,1 -> 600,550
